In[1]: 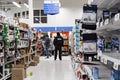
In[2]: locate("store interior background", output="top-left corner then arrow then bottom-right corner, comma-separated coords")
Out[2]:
3,0 -> 86,27
1,0 -> 120,80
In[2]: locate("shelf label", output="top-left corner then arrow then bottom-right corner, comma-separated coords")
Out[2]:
103,58 -> 107,64
113,63 -> 118,70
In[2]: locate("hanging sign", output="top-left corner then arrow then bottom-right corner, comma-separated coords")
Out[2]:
44,2 -> 59,15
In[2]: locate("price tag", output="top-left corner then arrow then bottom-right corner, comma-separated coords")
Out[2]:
114,13 -> 120,21
113,63 -> 118,70
103,58 -> 107,64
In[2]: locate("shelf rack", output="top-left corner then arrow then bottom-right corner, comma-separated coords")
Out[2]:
0,22 -> 37,80
96,13 -> 120,71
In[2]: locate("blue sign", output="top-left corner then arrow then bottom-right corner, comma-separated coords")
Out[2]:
44,3 -> 59,15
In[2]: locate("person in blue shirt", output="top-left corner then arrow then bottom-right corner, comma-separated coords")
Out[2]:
44,35 -> 52,58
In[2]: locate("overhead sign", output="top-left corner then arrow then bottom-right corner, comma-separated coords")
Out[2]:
44,3 -> 59,15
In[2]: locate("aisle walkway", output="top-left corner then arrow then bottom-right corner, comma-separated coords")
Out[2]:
25,56 -> 76,80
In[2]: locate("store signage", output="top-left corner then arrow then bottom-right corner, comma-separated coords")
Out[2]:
44,3 -> 59,15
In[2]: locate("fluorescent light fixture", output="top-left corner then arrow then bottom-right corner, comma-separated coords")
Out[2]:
59,2 -> 61,7
24,3 -> 29,8
12,1 -> 21,8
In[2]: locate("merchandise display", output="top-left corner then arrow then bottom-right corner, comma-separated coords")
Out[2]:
0,17 -> 39,79
1,0 -> 120,80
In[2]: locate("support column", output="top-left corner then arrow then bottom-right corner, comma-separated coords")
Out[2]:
29,0 -> 33,27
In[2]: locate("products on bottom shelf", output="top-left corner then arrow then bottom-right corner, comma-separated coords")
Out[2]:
12,67 -> 26,80
37,40 -> 43,55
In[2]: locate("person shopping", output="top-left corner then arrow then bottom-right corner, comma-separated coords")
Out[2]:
44,35 -> 52,58
53,32 -> 63,60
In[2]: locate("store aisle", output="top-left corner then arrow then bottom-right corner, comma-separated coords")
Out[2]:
25,56 -> 76,80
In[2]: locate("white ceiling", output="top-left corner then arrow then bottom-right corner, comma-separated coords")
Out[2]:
0,0 -> 28,8
92,0 -> 120,9
0,0 -> 87,8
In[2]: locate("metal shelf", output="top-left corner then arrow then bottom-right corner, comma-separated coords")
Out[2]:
96,19 -> 120,32
19,27 -> 28,32
31,44 -> 36,46
100,53 -> 120,70
20,38 -> 29,40
1,73 -> 11,80
0,22 -> 37,80
17,46 -> 28,48
5,60 -> 14,65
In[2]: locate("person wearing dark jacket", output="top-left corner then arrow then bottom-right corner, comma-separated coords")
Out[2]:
53,32 -> 63,60
44,35 -> 52,58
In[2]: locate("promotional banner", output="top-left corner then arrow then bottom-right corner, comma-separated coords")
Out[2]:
82,4 -> 97,24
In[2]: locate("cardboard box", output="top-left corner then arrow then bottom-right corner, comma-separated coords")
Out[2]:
14,64 -> 25,68
29,61 -> 37,66
14,64 -> 27,78
34,56 -> 40,64
12,68 -> 25,80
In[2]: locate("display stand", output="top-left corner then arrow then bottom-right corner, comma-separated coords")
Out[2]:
0,22 -> 38,80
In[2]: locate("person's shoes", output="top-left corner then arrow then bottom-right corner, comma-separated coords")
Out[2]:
46,56 -> 49,58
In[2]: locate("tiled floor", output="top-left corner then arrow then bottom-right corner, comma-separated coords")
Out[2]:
24,56 -> 76,80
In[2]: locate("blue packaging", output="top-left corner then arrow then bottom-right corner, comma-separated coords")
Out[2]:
92,67 -> 99,79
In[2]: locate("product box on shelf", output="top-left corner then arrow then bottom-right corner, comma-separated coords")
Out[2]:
19,23 -> 29,29
33,55 -> 40,64
20,49 -> 26,55
12,68 -> 26,80
14,64 -> 27,78
29,61 -> 37,66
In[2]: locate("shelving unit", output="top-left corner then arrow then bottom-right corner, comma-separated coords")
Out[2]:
96,13 -> 120,71
95,9 -> 120,79
0,22 -> 37,80
101,53 -> 120,70
62,38 -> 69,56
96,13 -> 120,32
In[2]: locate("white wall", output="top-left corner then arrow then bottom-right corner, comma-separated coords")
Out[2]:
5,0 -> 87,27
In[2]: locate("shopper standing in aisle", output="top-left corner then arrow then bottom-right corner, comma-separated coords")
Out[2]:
80,75 -> 88,80
44,35 -> 52,58
53,32 -> 63,60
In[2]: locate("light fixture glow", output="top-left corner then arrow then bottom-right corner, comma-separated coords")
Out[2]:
59,2 -> 61,8
24,3 -> 29,8
12,1 -> 21,8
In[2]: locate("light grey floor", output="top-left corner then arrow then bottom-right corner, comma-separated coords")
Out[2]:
25,56 -> 76,80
